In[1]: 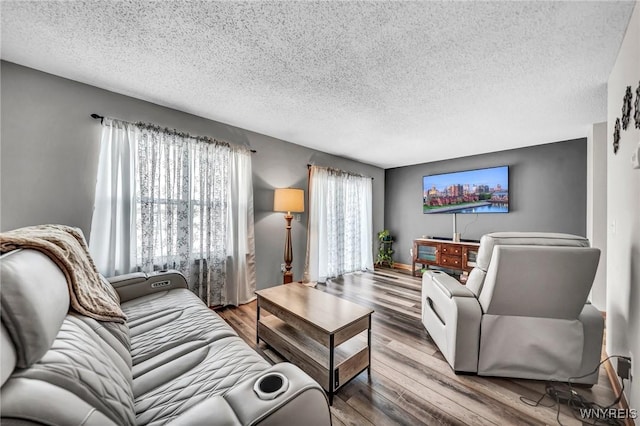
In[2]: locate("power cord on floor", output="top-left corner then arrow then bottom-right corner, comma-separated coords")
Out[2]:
519,355 -> 631,426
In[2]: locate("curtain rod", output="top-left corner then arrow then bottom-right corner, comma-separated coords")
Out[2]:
307,163 -> 374,180
90,114 -> 257,153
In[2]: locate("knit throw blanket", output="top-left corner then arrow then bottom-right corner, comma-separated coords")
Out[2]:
0,224 -> 126,323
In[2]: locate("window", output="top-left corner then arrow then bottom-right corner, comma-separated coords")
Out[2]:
90,119 -> 256,306
304,165 -> 374,282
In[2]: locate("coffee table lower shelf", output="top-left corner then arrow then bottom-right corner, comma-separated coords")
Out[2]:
257,315 -> 369,403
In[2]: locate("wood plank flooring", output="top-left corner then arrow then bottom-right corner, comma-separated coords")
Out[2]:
217,268 -> 618,426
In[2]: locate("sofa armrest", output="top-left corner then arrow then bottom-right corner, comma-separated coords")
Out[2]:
427,270 -> 475,298
108,270 -> 188,303
169,363 -> 330,426
226,363 -> 331,426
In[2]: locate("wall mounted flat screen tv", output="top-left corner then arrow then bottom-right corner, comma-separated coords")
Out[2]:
423,166 -> 509,214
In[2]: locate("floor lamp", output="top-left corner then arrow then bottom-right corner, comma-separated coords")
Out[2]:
274,188 -> 305,284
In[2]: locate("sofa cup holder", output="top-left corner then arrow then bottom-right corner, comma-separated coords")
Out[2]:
253,372 -> 289,400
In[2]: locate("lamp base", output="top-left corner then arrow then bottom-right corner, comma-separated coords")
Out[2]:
283,213 -> 294,284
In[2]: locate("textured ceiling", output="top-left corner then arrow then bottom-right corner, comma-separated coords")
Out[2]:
1,1 -> 635,168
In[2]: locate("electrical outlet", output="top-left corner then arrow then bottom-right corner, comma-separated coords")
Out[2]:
617,357 -> 631,380
280,263 -> 286,272
632,142 -> 640,169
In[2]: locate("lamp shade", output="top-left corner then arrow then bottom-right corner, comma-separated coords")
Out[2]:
274,188 -> 305,213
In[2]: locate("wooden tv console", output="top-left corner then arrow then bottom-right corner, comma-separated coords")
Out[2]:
412,238 -> 480,277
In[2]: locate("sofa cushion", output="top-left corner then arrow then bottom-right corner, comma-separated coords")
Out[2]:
122,288 -> 204,322
122,289 -> 237,365
0,249 -> 70,368
8,314 -> 136,425
134,335 -> 270,425
73,315 -> 132,371
124,289 -> 271,425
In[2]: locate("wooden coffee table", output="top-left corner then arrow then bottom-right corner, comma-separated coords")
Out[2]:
255,283 -> 373,404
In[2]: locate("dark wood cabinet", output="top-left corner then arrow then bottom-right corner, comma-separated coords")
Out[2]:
412,238 -> 480,278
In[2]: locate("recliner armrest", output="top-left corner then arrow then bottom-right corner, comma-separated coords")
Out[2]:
422,270 -> 482,372
107,270 -> 188,303
428,271 -> 475,298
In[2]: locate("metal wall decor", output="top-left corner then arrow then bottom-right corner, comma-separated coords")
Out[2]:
613,118 -> 621,154
622,85 -> 633,130
635,81 -> 640,129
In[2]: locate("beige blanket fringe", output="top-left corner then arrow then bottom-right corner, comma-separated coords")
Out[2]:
0,224 -> 126,323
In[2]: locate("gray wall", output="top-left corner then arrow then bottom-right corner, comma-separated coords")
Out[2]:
606,2 -> 639,410
0,61 -> 384,289
385,139 -> 587,265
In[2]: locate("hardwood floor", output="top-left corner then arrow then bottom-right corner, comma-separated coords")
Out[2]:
218,268 -> 618,426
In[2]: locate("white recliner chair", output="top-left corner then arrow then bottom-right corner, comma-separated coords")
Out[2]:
421,232 -> 603,384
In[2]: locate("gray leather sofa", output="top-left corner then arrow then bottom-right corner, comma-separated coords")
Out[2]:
1,248 -> 332,425
421,232 -> 603,384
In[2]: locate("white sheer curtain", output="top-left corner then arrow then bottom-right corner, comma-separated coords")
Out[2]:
304,166 -> 373,283
90,120 -> 256,307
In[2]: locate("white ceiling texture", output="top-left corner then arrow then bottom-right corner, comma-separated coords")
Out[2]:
1,1 -> 635,168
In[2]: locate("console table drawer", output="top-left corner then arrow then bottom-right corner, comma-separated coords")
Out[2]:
440,254 -> 462,268
441,245 -> 462,255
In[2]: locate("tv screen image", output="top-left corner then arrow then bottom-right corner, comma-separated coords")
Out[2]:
423,166 -> 509,214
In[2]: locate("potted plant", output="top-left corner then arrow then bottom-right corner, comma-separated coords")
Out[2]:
377,229 -> 391,241
375,230 -> 394,267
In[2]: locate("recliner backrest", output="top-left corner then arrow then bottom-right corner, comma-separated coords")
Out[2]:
465,232 -> 592,297
477,245 -> 600,317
